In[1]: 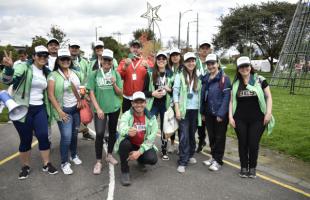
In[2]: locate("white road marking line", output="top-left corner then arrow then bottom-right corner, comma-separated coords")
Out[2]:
89,128 -> 115,200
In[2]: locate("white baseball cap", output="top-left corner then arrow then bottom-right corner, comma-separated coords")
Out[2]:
69,40 -> 80,48
237,56 -> 251,67
102,49 -> 113,59
34,45 -> 48,54
205,54 -> 218,63
156,51 -> 168,59
184,52 -> 196,61
169,48 -> 181,55
199,41 -> 213,49
47,38 -> 59,45
132,91 -> 146,101
94,40 -> 104,48
58,48 -> 71,58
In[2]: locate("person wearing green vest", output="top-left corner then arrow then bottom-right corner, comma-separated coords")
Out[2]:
173,52 -> 202,173
114,91 -> 158,186
229,56 -> 274,178
196,41 -> 213,153
1,46 -> 58,179
167,48 -> 183,153
69,40 -> 94,141
48,48 -> 83,175
87,49 -> 123,174
90,40 -> 118,71
143,51 -> 173,160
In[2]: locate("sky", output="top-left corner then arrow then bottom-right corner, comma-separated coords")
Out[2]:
0,0 -> 297,57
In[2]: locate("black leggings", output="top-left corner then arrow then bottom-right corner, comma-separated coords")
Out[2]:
94,109 -> 120,158
234,119 -> 265,169
119,138 -> 158,173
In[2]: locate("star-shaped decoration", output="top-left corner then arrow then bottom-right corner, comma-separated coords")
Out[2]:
141,2 -> 161,27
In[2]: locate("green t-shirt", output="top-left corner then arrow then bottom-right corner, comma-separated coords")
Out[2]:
87,69 -> 123,113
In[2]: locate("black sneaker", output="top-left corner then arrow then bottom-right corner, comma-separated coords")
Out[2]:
121,173 -> 131,186
18,166 -> 30,180
161,152 -> 170,161
196,141 -> 206,153
42,162 -> 58,175
82,132 -> 95,141
239,168 -> 248,178
248,168 -> 256,178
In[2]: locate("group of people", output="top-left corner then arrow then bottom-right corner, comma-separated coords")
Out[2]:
1,38 -> 274,186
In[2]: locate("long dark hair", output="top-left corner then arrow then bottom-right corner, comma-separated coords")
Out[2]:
182,63 -> 198,92
152,59 -> 171,84
168,53 -> 184,68
233,65 -> 256,84
53,57 -> 74,71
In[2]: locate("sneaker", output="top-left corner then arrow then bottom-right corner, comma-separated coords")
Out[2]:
177,165 -> 186,173
188,157 -> 197,164
137,162 -> 147,172
162,154 -> 170,161
61,162 -> 73,175
209,161 -> 221,171
196,141 -> 206,153
248,168 -> 256,178
106,154 -> 118,165
121,173 -> 131,186
82,132 -> 95,141
168,144 -> 176,153
70,155 -> 82,165
239,168 -> 248,178
43,162 -> 58,175
78,126 -> 88,133
18,166 -> 30,180
203,158 -> 215,166
93,162 -> 102,175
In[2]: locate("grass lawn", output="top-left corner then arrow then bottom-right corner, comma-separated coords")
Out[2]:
224,64 -> 310,162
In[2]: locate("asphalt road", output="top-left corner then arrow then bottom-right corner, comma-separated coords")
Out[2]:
0,123 -> 308,200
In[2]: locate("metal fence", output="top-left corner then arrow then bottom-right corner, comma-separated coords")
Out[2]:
267,76 -> 310,95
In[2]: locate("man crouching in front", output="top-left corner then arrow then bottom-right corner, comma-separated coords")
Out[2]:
114,91 -> 158,186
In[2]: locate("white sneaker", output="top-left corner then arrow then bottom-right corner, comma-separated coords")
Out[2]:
177,165 -> 186,173
209,161 -> 221,171
188,157 -> 197,164
203,158 -> 215,166
168,144 -> 176,153
61,162 -> 73,175
106,154 -> 118,165
70,155 -> 82,165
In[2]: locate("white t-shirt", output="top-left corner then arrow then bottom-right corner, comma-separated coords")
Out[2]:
29,65 -> 47,105
49,69 -> 81,108
48,56 -> 57,71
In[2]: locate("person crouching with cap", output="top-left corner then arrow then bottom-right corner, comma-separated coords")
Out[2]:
87,49 -> 123,174
229,56 -> 274,178
48,48 -> 83,175
200,54 -> 231,171
114,91 -> 158,186
143,51 -> 173,161
173,52 -> 202,173
2,45 -> 58,179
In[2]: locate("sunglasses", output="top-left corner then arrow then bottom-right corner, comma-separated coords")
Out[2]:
206,61 -> 216,66
36,53 -> 49,58
238,64 -> 250,69
59,57 -> 71,62
157,57 -> 167,61
103,58 -> 112,62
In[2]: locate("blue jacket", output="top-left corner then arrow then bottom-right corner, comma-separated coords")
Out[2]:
200,69 -> 231,119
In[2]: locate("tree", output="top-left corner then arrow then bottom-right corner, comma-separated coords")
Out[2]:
47,24 -> 68,46
26,36 -> 48,56
133,28 -> 155,41
166,36 -> 186,49
213,1 -> 296,71
0,45 -> 18,63
97,36 -> 128,62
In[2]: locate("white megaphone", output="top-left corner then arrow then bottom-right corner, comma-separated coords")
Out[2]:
0,90 -> 28,121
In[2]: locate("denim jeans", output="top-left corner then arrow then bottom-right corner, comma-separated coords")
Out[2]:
150,104 -> 167,154
57,105 -> 80,164
178,109 -> 198,166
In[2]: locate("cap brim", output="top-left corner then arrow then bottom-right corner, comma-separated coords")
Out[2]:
237,63 -> 251,67
70,45 -> 80,48
102,56 -> 113,60
133,98 -> 146,101
199,43 -> 211,48
95,45 -> 104,48
47,40 -> 59,45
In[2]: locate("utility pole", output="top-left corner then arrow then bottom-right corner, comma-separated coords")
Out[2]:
186,20 -> 197,52
196,13 -> 199,52
178,10 -> 192,49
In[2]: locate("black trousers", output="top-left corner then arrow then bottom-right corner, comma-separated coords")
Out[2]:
94,109 -> 120,158
119,138 -> 158,173
197,119 -> 206,146
205,114 -> 228,165
122,98 -> 132,113
234,119 -> 265,169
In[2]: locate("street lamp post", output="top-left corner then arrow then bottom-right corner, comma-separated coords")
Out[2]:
186,20 -> 197,51
95,26 -> 102,41
178,9 -> 192,49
